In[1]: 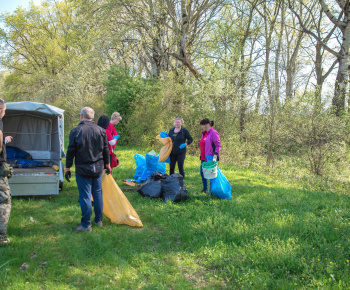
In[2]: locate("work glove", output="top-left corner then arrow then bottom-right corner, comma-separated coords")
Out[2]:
160,132 -> 169,138
213,153 -> 218,162
113,135 -> 120,140
65,170 -> 71,182
179,143 -> 186,149
105,164 -> 112,175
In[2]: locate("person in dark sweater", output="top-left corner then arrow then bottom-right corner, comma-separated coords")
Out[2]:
168,117 -> 193,179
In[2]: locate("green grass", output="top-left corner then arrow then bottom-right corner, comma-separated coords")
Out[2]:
1,146 -> 350,289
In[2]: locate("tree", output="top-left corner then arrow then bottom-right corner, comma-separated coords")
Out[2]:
289,0 -> 349,115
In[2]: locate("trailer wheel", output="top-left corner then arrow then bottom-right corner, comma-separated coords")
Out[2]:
59,181 -> 63,190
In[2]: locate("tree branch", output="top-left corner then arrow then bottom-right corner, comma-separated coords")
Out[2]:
318,0 -> 346,30
322,58 -> 339,81
169,34 -> 201,78
288,1 -> 340,58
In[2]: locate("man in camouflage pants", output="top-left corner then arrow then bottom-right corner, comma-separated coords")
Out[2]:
0,99 -> 13,245
0,176 -> 11,245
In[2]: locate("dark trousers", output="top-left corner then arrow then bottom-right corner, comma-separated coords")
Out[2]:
76,173 -> 103,228
200,160 -> 208,191
170,153 -> 186,178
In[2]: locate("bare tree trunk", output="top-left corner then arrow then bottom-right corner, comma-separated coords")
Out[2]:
289,0 -> 349,115
274,1 -> 284,106
255,74 -> 265,113
260,0 -> 281,165
285,9 -> 304,103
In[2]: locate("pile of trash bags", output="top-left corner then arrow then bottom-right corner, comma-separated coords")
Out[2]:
133,151 -> 166,182
138,172 -> 188,203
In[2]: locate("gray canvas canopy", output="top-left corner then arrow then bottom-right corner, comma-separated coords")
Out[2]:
3,101 -> 65,161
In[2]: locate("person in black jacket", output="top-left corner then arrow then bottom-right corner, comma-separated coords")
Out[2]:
65,107 -> 111,232
168,116 -> 193,179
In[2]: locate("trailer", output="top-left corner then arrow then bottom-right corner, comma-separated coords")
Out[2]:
3,101 -> 65,196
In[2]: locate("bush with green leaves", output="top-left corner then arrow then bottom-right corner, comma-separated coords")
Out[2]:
104,66 -> 160,144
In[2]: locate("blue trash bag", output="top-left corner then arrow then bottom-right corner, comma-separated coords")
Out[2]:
157,162 -> 166,174
133,154 -> 146,179
16,158 -> 44,168
210,167 -> 231,200
146,153 -> 159,179
6,146 -> 31,159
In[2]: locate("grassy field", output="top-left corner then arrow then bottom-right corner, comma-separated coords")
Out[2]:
1,146 -> 350,289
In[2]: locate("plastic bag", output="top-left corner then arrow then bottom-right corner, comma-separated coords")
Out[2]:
133,154 -> 145,179
16,159 -> 43,168
162,174 -> 188,203
148,150 -> 157,156
6,146 -> 31,159
156,135 -> 172,162
146,153 -> 159,179
157,162 -> 166,174
101,173 -> 143,227
210,167 -> 231,200
138,172 -> 166,198
133,154 -> 147,181
171,173 -> 188,200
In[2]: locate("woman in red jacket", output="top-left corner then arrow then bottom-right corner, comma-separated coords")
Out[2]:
106,112 -> 122,168
107,112 -> 122,151
97,115 -> 119,169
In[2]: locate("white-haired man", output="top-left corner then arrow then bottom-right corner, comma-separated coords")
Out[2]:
65,107 -> 111,231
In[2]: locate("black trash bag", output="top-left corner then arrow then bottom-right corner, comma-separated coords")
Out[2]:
150,171 -> 168,181
162,174 -> 188,203
171,173 -> 188,200
138,172 -> 167,198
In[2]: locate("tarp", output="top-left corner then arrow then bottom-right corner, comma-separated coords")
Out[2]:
6,101 -> 64,116
3,102 -> 64,160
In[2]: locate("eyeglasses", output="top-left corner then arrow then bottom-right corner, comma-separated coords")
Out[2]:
175,116 -> 182,119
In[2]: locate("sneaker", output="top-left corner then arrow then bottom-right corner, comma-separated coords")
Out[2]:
72,224 -> 92,232
201,189 -> 208,193
0,236 -> 10,244
93,221 -> 103,227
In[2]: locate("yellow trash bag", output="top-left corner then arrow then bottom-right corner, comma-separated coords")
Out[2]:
100,173 -> 143,227
156,135 -> 173,162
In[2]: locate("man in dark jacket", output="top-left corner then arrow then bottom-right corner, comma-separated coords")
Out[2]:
65,107 -> 111,231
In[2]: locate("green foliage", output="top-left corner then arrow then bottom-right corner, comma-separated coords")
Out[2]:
123,71 -> 216,151
104,66 -> 160,144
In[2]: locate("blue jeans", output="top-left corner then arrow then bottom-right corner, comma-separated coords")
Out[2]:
76,174 -> 103,228
200,160 -> 208,191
